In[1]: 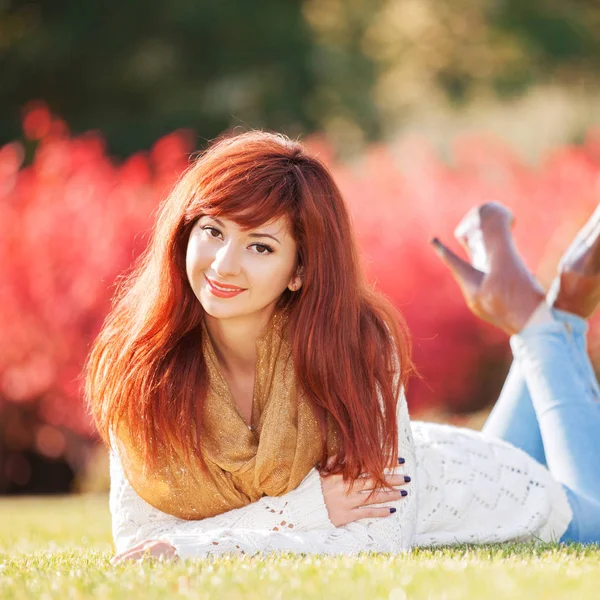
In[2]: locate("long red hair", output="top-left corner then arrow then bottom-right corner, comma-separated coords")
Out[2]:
85,131 -> 414,494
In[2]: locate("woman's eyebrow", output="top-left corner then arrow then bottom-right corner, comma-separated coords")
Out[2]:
248,232 -> 281,244
209,216 -> 281,244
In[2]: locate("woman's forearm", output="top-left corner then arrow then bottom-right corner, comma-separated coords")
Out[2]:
160,391 -> 417,559
110,384 -> 417,558
110,450 -> 336,553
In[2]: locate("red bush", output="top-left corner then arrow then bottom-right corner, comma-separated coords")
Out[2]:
1,105 -> 600,484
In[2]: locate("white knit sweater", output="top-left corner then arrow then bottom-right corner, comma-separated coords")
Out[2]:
110,389 -> 573,558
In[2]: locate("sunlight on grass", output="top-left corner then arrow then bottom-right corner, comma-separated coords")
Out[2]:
1,496 -> 599,599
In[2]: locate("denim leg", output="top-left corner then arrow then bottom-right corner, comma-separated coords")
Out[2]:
481,359 -> 547,467
510,309 -> 600,543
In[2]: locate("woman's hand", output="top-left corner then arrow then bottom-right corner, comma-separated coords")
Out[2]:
111,540 -> 178,564
320,457 -> 411,527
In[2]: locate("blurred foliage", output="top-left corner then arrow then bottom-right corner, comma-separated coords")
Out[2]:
2,105 -> 600,492
2,0 -> 600,492
308,0 -> 600,139
0,105 -> 193,493
1,0 -> 600,156
0,0 -> 317,155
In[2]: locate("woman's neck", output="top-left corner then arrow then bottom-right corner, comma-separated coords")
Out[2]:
203,309 -> 274,375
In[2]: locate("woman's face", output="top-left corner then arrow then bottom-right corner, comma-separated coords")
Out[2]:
185,214 -> 302,321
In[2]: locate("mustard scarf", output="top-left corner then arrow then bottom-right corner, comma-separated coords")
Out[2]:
116,310 -> 341,519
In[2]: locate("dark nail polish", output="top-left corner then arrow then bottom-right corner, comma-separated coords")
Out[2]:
398,457 -> 405,464
404,476 -> 411,483
401,490 -> 408,497
389,507 -> 397,514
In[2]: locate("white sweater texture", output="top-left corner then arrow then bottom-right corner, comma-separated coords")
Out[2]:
110,388 -> 573,559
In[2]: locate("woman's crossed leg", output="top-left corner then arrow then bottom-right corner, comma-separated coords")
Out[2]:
433,202 -> 600,543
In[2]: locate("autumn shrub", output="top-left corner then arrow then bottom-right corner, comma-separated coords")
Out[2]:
2,103 -> 600,490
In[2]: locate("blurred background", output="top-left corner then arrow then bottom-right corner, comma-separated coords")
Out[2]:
2,0 -> 600,495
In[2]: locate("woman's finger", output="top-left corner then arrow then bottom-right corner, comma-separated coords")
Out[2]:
113,547 -> 174,564
116,550 -> 146,563
348,505 -> 400,521
385,473 -> 411,486
112,547 -> 149,564
111,540 -> 167,565
111,541 -> 149,565
352,474 -> 410,493
354,488 -> 406,508
112,551 -> 136,565
352,476 -> 378,492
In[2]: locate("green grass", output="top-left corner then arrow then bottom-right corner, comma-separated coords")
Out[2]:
1,496 -> 599,599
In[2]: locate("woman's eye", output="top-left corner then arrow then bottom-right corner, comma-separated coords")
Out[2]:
202,226 -> 222,239
250,243 -> 274,255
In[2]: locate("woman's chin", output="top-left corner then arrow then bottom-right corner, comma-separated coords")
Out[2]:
201,303 -> 241,320
199,294 -> 249,320
199,297 -> 283,324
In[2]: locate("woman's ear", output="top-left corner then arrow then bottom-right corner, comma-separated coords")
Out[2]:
288,266 -> 304,292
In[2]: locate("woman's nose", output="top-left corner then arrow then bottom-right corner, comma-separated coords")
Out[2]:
212,243 -> 242,277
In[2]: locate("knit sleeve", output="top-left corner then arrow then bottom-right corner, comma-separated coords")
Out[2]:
109,448 -> 334,554
110,380 -> 417,558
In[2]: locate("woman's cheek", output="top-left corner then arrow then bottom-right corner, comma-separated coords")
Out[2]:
247,259 -> 287,299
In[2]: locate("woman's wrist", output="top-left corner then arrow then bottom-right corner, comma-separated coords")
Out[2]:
285,468 -> 336,530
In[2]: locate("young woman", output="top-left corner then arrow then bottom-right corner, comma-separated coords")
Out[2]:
85,131 -> 600,563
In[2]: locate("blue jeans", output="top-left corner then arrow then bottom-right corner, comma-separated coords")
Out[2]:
482,309 -> 600,543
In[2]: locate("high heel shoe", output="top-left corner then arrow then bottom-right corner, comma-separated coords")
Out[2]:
548,203 -> 600,319
432,202 -> 546,335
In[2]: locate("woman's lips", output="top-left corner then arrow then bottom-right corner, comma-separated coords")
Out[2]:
204,276 -> 246,298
